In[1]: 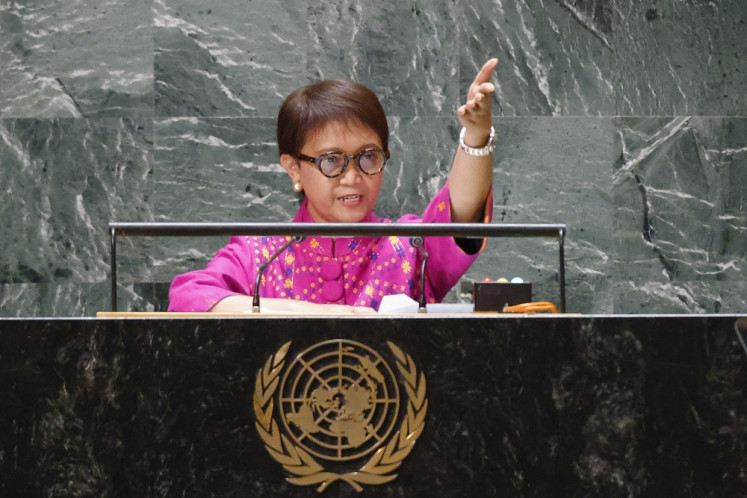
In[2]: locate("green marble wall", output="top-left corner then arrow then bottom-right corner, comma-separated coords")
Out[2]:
1,0 -> 745,316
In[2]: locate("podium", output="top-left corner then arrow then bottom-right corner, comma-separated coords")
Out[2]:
1,314 -> 746,495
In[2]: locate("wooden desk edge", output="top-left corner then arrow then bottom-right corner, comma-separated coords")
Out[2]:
96,311 -> 578,318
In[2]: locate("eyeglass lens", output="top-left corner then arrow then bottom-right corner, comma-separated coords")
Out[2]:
318,149 -> 386,177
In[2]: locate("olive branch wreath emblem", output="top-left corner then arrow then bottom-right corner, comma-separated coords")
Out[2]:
253,340 -> 428,492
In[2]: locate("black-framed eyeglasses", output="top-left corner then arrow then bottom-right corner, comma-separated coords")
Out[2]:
296,147 -> 390,178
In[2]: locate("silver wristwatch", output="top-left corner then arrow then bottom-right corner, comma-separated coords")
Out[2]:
459,126 -> 496,156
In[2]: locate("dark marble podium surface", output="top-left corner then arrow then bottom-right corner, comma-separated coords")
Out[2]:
1,315 -> 745,497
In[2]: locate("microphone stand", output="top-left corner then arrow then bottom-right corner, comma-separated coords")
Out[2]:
409,236 -> 429,313
252,236 -> 305,313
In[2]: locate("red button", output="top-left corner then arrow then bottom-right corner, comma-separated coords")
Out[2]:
320,259 -> 342,281
321,281 -> 344,302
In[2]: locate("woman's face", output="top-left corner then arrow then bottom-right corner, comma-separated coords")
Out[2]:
281,121 -> 385,223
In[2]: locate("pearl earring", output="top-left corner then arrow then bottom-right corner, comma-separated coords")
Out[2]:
293,182 -> 302,192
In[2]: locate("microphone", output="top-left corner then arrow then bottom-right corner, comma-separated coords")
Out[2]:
252,236 -> 305,312
409,236 -> 429,313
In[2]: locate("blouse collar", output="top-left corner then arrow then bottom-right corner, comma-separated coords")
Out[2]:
292,199 -> 378,257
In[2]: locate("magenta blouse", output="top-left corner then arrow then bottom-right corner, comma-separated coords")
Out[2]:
168,182 -> 492,312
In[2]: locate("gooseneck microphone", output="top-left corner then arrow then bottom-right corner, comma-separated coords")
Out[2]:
252,236 -> 305,312
409,236 -> 429,313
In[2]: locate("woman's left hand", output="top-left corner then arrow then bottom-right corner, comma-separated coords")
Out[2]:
457,58 -> 498,144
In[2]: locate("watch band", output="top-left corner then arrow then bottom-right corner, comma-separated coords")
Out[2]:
459,126 -> 496,156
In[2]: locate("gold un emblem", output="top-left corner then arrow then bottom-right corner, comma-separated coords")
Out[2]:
253,339 -> 428,492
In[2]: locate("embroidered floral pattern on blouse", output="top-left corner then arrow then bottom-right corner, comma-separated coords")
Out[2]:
167,182 -> 492,312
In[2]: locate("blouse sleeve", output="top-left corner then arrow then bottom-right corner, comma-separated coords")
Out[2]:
398,181 -> 493,302
168,236 -> 256,312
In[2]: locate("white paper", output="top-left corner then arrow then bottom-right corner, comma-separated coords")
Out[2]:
377,294 -> 420,314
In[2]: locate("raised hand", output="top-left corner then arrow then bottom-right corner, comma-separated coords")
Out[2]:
457,58 -> 498,144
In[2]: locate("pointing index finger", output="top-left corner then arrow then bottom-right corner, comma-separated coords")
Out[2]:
473,58 -> 498,87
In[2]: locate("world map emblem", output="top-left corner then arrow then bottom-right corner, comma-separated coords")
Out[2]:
253,339 -> 428,492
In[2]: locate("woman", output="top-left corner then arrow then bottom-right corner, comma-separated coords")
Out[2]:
169,59 -> 498,313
